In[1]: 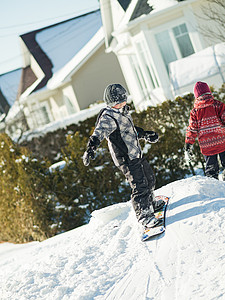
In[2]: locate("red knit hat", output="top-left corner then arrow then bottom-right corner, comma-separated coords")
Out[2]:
194,81 -> 211,98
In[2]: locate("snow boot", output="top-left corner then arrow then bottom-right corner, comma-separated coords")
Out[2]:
152,199 -> 165,212
142,214 -> 161,228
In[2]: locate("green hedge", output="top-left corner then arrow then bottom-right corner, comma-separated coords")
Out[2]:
0,134 -> 55,243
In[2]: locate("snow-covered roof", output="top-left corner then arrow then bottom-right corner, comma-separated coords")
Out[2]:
0,68 -> 22,106
20,10 -> 102,95
35,10 -> 102,75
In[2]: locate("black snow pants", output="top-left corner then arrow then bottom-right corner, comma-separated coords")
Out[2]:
119,156 -> 156,223
204,150 -> 225,180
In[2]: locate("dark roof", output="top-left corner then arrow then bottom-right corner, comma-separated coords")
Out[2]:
20,9 -> 102,94
21,31 -> 53,92
117,0 -> 131,11
130,0 -> 153,21
0,89 -> 9,114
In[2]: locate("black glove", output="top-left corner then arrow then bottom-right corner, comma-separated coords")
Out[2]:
144,131 -> 159,143
83,147 -> 95,166
83,136 -> 100,166
184,143 -> 193,162
135,127 -> 159,143
135,126 -> 145,138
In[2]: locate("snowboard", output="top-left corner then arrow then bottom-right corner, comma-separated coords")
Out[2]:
141,195 -> 169,242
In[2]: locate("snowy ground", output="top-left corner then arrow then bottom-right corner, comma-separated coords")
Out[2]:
1,175 -> 225,300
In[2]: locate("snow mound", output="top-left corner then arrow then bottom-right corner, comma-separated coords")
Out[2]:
157,175 -> 225,199
90,201 -> 131,226
1,176 -> 225,300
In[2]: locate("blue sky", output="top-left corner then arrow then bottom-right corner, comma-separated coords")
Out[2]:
0,0 -> 99,75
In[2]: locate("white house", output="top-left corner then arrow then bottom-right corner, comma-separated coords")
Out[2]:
4,9 -> 127,137
100,0 -> 225,110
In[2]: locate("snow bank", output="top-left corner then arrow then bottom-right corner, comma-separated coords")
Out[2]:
169,42 -> 225,92
1,176 -> 225,299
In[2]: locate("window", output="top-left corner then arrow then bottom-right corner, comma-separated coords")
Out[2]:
155,23 -> 194,72
128,40 -> 161,104
39,106 -> 50,124
155,31 -> 177,73
64,95 -> 75,114
136,42 -> 159,89
173,24 -> 194,58
30,102 -> 51,127
129,54 -> 148,100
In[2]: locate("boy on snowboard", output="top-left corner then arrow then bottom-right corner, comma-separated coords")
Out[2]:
83,83 -> 163,228
185,81 -> 225,180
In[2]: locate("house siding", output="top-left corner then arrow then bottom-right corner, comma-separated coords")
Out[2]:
71,44 -> 127,110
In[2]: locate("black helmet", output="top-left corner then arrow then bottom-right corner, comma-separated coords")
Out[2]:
103,84 -> 127,107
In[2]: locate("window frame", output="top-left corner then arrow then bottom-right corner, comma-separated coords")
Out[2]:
128,54 -> 147,100
135,40 -> 160,90
153,18 -> 196,71
29,100 -> 52,127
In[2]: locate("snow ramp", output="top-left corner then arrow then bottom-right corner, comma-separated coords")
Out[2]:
0,176 -> 225,300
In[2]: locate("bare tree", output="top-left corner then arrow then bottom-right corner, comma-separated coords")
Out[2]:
199,0 -> 225,42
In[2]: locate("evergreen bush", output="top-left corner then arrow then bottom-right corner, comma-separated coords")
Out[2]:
132,93 -> 195,187
0,133 -> 55,243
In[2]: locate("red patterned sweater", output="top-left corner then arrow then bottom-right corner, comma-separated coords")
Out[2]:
185,94 -> 225,156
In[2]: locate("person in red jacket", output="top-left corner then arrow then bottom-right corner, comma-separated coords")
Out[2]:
185,81 -> 225,180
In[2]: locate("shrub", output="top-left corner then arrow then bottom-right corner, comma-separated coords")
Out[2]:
0,133 -> 54,243
132,93 -> 196,187
50,131 -> 130,233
